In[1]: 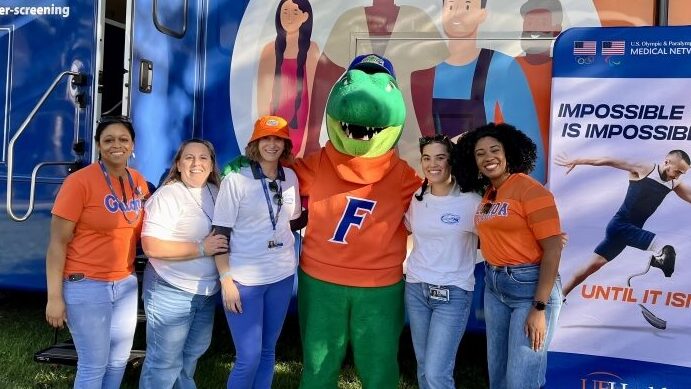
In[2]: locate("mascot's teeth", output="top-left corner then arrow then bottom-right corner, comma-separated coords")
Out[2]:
340,121 -> 385,140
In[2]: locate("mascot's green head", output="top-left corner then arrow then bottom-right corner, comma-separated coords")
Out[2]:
326,54 -> 405,158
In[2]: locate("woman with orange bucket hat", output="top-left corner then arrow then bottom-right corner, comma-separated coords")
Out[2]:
211,115 -> 302,388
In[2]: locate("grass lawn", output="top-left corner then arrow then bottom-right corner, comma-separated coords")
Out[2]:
0,290 -> 488,388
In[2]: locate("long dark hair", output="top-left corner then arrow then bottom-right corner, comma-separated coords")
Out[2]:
453,122 -> 537,194
272,0 -> 313,129
161,139 -> 221,187
415,135 -> 456,201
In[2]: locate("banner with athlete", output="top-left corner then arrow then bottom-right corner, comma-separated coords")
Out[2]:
547,26 -> 691,388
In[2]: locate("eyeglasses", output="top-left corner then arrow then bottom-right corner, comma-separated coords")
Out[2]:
419,134 -> 449,146
481,187 -> 497,214
98,115 -> 132,125
268,179 -> 283,206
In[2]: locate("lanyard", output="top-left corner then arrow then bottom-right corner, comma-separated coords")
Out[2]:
258,171 -> 282,232
98,161 -> 141,224
183,183 -> 215,223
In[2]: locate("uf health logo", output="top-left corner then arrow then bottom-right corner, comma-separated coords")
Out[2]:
104,194 -> 143,213
329,196 -> 377,244
580,371 -> 668,389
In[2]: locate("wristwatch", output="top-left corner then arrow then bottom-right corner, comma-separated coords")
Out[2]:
532,300 -> 547,311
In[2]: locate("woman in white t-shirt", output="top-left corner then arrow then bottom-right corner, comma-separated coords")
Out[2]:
212,115 -> 301,389
139,139 -> 228,388
404,135 -> 481,389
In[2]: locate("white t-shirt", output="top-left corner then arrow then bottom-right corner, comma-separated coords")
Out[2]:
212,165 -> 301,286
142,181 -> 220,295
404,184 -> 481,291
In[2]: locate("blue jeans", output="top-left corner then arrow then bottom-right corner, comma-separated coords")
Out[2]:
63,274 -> 138,389
484,263 -> 562,389
225,274 -> 294,389
139,263 -> 217,389
405,282 -> 472,389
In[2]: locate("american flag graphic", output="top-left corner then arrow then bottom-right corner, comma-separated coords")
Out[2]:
602,41 -> 626,55
573,41 -> 596,55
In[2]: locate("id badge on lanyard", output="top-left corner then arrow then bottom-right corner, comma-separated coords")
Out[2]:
429,285 -> 450,302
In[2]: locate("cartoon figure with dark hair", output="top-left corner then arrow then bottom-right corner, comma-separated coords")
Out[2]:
517,0 -> 563,154
556,150 -> 691,297
411,0 -> 545,182
257,0 -> 319,157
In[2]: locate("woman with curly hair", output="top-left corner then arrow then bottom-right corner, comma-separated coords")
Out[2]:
454,122 -> 563,389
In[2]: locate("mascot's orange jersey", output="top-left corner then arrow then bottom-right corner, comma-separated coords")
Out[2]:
293,142 -> 421,287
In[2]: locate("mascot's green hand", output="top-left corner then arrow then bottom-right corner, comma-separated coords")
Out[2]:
222,155 -> 251,176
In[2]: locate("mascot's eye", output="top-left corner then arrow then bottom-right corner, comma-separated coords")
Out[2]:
385,80 -> 397,92
341,78 -> 351,86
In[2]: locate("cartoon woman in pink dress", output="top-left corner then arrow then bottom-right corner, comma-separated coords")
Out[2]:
257,0 -> 319,157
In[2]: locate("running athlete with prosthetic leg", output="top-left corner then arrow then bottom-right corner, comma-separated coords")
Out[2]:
556,150 -> 691,297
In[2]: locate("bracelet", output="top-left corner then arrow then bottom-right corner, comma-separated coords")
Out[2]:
198,240 -> 205,257
220,271 -> 233,280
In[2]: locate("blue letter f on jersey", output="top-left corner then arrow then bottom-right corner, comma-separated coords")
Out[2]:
329,196 -> 377,244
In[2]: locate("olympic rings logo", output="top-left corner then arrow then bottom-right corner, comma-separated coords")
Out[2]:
576,56 -> 595,65
575,56 -> 594,65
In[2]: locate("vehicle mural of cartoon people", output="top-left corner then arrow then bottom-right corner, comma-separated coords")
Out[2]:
231,0 -> 603,172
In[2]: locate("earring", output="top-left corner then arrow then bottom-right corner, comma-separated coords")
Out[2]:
131,151 -> 136,160
477,171 -> 483,180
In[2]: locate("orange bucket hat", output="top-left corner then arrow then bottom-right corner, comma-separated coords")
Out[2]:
249,115 -> 290,143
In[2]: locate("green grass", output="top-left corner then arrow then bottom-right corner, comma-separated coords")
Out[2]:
0,291 -> 488,388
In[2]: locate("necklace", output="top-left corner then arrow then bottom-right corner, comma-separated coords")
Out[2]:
183,182 -> 216,223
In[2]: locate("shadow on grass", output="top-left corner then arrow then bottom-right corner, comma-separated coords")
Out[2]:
0,290 -> 488,388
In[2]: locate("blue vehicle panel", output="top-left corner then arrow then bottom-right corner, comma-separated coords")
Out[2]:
129,0 -> 249,183
0,0 -> 96,290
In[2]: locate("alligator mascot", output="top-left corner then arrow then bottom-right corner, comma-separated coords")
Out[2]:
222,53 -> 419,388
292,54 -> 420,389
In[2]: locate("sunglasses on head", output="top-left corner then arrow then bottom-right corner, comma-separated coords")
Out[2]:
98,115 -> 132,125
268,180 -> 283,206
481,187 -> 497,214
419,134 -> 449,146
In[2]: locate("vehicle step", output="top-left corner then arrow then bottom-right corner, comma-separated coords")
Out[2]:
34,343 -> 145,367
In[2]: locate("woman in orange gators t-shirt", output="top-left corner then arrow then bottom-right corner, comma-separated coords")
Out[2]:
455,123 -> 563,389
45,116 -> 149,389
